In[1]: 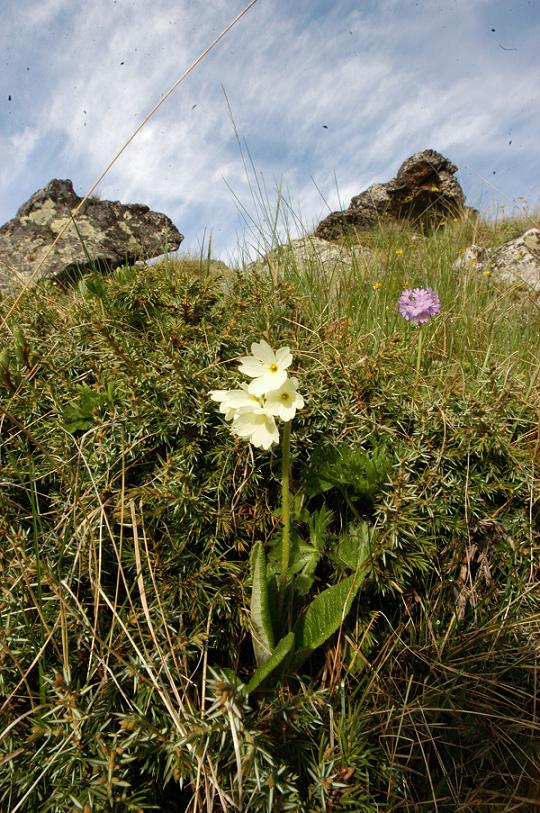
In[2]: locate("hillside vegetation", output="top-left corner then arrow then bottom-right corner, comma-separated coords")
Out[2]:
0,212 -> 539,812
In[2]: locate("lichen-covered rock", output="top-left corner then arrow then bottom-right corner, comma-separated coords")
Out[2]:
454,229 -> 540,291
315,150 -> 465,240
0,179 -> 183,291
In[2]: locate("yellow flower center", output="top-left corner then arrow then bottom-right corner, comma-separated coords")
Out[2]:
280,392 -> 290,402
269,363 -> 279,373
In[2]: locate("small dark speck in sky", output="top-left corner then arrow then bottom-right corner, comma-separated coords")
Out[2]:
509,140 -> 512,145
493,171 -> 496,175
491,28 -> 495,32
322,124 -> 328,129
8,95 -> 11,100
192,104 -> 197,109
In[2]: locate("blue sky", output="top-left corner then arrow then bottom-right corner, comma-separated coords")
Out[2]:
1,0 -> 539,263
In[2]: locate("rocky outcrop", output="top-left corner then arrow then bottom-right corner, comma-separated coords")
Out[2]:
247,236 -> 372,279
315,150 -> 466,240
454,228 -> 540,291
0,179 -> 183,291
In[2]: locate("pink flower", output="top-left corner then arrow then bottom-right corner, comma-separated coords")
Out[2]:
398,288 -> 440,324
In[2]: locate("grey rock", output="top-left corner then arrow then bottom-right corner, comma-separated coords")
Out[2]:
247,236 -> 372,280
315,149 -> 465,240
0,179 -> 183,291
455,228 -> 540,291
453,244 -> 489,269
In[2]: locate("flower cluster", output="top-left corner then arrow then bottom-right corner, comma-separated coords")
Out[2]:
398,287 -> 440,324
209,339 -> 304,450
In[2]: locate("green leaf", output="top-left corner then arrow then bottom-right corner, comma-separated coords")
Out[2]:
267,535 -> 323,599
303,442 -> 388,502
291,571 -> 365,672
291,506 -> 333,595
245,632 -> 295,694
307,505 -> 334,550
13,326 -> 29,366
332,520 -> 374,571
62,386 -> 100,432
0,348 -> 11,372
250,541 -> 275,667
78,274 -> 108,300
267,505 -> 333,597
290,540 -> 322,597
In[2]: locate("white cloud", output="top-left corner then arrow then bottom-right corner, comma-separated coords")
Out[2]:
1,0 -> 539,260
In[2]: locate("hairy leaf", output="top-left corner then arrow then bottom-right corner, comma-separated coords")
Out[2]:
245,632 -> 295,693
291,571 -> 365,672
250,540 -> 275,667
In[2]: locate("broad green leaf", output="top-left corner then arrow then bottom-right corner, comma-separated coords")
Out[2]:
291,571 -> 365,672
245,632 -> 295,694
268,506 -> 333,597
250,541 -> 275,667
333,521 -> 374,571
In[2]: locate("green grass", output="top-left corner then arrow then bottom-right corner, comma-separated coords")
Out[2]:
0,210 -> 539,811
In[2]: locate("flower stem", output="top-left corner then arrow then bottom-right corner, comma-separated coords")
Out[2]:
278,420 -> 292,618
415,327 -> 424,380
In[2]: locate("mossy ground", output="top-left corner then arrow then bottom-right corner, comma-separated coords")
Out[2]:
0,213 -> 539,811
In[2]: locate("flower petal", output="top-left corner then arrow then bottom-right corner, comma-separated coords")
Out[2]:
265,377 -> 304,420
237,356 -> 265,378
231,409 -> 279,450
247,369 -> 288,397
251,339 -> 275,364
275,346 -> 293,368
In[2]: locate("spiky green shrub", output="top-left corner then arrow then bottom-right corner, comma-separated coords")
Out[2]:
0,219 -> 539,811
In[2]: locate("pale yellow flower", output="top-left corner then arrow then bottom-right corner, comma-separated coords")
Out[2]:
209,384 -> 261,420
231,408 -> 279,450
265,377 -> 304,422
238,339 -> 292,397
